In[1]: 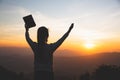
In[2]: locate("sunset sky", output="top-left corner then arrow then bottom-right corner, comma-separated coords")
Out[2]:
0,0 -> 120,54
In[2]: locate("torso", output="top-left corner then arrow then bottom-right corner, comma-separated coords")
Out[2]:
31,42 -> 54,72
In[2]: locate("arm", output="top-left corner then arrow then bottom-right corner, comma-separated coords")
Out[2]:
25,24 -> 34,47
52,23 -> 74,50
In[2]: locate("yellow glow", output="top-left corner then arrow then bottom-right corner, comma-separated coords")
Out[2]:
84,43 -> 95,49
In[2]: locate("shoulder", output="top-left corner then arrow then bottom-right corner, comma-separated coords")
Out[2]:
30,42 -> 37,47
30,42 -> 38,50
33,42 -> 37,44
48,43 -> 57,49
48,43 -> 55,46
34,42 -> 38,46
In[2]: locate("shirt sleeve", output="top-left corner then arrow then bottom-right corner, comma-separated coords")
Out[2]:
25,31 -> 34,48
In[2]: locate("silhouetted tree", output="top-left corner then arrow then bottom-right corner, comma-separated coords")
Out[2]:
0,65 -> 30,80
92,64 -> 120,80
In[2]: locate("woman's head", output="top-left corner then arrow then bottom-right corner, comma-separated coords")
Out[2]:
37,26 -> 49,45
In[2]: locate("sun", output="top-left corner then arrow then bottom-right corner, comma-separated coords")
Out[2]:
84,43 -> 95,49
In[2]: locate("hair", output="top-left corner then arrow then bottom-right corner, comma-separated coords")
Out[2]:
37,26 -> 49,45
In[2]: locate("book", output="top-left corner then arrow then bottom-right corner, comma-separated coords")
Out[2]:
23,15 -> 36,28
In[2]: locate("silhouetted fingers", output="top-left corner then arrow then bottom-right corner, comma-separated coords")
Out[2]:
70,23 -> 74,30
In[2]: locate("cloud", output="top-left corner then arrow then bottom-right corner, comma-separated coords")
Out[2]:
0,5 -> 29,15
0,4 -> 74,43
0,1 -> 120,47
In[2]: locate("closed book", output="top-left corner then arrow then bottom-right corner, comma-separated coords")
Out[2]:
23,15 -> 36,28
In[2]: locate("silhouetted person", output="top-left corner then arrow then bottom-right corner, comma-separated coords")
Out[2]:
25,23 -> 74,80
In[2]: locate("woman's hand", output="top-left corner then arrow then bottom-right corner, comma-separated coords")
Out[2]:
68,23 -> 74,33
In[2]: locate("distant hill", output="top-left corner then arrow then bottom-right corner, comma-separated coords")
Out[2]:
0,46 -> 120,78
0,65 -> 18,80
0,47 -> 34,73
54,52 -> 120,77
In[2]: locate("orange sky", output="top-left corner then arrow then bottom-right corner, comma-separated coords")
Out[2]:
1,36 -> 120,55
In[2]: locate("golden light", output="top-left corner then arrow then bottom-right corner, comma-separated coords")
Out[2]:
84,43 -> 95,49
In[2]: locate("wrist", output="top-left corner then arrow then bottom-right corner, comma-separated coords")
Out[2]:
26,28 -> 29,32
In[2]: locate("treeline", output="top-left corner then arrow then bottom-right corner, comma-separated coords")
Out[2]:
0,64 -> 120,80
80,64 -> 120,80
0,65 -> 31,80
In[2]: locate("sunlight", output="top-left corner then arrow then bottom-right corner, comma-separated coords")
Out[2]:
84,43 -> 95,49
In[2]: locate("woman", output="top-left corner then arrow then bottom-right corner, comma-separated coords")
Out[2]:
25,23 -> 74,80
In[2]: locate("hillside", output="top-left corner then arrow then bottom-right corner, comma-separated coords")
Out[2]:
0,47 -> 120,78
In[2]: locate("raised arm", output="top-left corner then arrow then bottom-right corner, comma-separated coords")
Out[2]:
25,24 -> 34,47
52,23 -> 74,51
